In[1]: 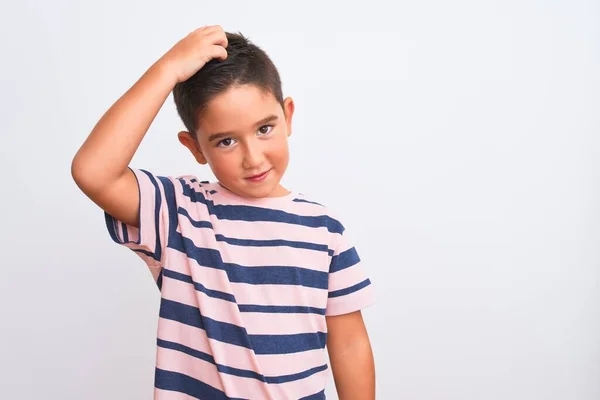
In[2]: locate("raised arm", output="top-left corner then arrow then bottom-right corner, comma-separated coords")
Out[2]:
71,25 -> 228,227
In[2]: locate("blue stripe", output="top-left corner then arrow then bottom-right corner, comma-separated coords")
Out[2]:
300,389 -> 325,400
248,331 -> 327,355
328,278 -> 371,298
121,222 -> 129,242
161,270 -> 323,313
237,304 -> 326,315
156,268 -> 164,290
293,198 -> 323,206
162,269 -> 237,302
180,212 -> 327,261
159,299 -> 327,354
154,368 -> 244,400
157,339 -> 328,384
178,207 -> 213,229
132,248 -> 160,259
104,212 -> 121,243
104,214 -> 158,260
159,299 -> 253,349
158,176 -> 180,251
227,260 -> 328,288
300,389 -> 326,399
170,234 -> 329,289
105,169 -> 164,262
178,178 -> 344,234
214,234 -> 331,254
179,206 -> 332,254
142,170 -> 164,262
329,247 -> 361,273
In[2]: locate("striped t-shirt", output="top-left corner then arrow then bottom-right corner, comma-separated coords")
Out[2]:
105,168 -> 376,399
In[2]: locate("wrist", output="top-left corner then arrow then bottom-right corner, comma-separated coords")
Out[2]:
150,57 -> 180,88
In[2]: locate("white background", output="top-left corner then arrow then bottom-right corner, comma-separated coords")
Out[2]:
1,0 -> 599,399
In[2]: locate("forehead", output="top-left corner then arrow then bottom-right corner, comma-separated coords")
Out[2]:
197,84 -> 280,136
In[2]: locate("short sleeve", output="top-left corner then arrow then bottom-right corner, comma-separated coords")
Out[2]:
104,168 -> 173,278
325,226 -> 376,316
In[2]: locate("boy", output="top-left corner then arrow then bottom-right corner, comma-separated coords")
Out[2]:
72,26 -> 376,399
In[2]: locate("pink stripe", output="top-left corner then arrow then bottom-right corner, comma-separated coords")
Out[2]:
231,282 -> 327,308
158,318 -> 327,376
333,238 -> 354,255
161,275 -> 326,335
156,346 -> 226,393
154,388 -> 198,400
240,310 -> 327,335
211,218 -> 332,244
163,250 -> 328,309
165,250 -> 235,294
219,244 -> 329,269
325,284 -> 376,316
328,261 -> 367,291
268,367 -> 330,399
177,217 -> 330,269
161,276 -> 243,326
208,191 -> 330,218
157,346 -> 272,399
124,222 -> 140,243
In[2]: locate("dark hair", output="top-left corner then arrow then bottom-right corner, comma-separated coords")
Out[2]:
173,32 -> 284,137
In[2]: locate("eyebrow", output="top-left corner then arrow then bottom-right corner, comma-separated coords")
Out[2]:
207,114 -> 279,142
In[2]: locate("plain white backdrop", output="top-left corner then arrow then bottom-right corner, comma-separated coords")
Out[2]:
1,0 -> 599,399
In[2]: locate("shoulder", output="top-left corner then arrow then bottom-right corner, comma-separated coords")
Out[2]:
291,192 -> 346,235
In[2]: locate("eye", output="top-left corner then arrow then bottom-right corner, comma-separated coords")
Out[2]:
216,137 -> 237,148
258,125 -> 274,136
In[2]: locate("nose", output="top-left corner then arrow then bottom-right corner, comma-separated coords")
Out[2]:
241,140 -> 265,170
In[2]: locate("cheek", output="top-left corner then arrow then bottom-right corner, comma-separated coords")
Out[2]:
267,136 -> 290,164
207,150 -> 239,177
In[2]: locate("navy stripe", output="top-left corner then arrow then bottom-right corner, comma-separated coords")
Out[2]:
226,261 -> 327,288
158,176 -> 180,252
104,214 -> 159,260
170,234 -> 328,289
154,368 -> 244,400
104,212 -> 121,243
293,198 -> 323,206
156,268 -> 164,290
121,222 -> 129,242
132,248 -> 160,259
300,389 -> 326,399
329,247 -> 361,273
237,304 -> 326,315
159,299 -> 327,354
142,170 -> 164,262
178,207 -> 213,229
157,339 -> 328,384
162,269 -> 323,313
105,170 -> 164,262
215,234 -> 331,254
248,332 -> 327,355
159,299 -> 254,349
178,178 -> 344,234
179,207 -> 331,255
162,269 -> 237,302
328,278 -> 372,298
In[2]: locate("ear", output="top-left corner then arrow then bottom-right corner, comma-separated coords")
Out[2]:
283,97 -> 295,137
178,131 -> 208,165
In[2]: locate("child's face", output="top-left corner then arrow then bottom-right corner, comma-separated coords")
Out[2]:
178,84 -> 295,199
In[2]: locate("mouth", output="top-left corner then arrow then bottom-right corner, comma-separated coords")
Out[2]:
245,169 -> 271,182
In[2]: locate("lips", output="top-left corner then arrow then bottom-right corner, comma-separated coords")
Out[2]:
245,169 -> 271,182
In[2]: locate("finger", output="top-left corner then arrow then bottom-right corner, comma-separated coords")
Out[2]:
211,45 -> 228,61
205,25 -> 224,33
207,30 -> 228,48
